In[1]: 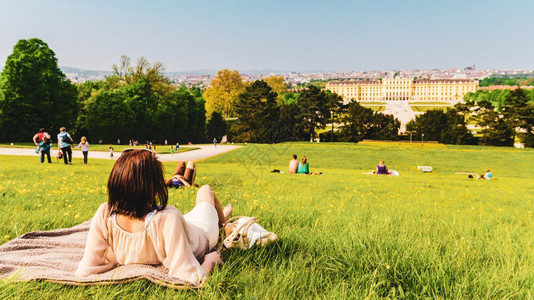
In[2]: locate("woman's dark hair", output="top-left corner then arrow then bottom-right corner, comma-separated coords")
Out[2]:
107,149 -> 168,219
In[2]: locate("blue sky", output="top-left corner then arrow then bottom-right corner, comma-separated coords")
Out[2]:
1,0 -> 533,72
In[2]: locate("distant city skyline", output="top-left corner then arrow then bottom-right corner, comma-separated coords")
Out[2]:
1,0 -> 534,72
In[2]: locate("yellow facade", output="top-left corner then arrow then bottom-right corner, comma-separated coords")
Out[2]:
326,78 -> 478,102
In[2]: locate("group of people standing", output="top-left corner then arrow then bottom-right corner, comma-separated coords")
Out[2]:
33,127 -> 89,165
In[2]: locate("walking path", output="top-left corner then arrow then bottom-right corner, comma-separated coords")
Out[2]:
0,145 -> 242,162
383,101 -> 416,133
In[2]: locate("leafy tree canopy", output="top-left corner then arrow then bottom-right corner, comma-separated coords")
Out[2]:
0,38 -> 78,141
203,69 -> 246,118
207,111 -> 227,141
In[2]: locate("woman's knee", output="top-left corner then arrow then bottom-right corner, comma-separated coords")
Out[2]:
196,185 -> 214,204
186,161 -> 195,169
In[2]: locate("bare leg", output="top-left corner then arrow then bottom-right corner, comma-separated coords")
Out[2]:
196,185 -> 232,227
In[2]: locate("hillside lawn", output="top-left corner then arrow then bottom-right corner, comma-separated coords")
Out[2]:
410,106 -> 451,112
0,143 -> 198,154
0,143 -> 533,299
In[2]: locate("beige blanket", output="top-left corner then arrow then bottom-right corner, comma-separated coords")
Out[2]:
0,220 -> 200,289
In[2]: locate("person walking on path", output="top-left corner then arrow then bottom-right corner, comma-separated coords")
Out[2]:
39,136 -> 52,163
33,128 -> 49,154
57,127 -> 74,165
213,138 -> 217,147
75,136 -> 90,165
33,128 -> 52,163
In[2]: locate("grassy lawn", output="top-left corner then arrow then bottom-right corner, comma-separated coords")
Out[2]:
410,106 -> 450,112
0,143 -> 198,154
409,102 -> 452,105
0,143 -> 533,298
361,105 -> 386,112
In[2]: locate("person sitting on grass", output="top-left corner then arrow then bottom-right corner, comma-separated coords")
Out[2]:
477,169 -> 493,180
375,160 -> 399,176
297,156 -> 310,174
75,149 -> 232,285
376,160 -> 389,175
289,154 -> 299,174
165,160 -> 196,188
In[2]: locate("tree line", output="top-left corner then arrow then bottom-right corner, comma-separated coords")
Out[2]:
0,39 -> 206,144
203,70 -> 401,143
1,38 -> 533,147
478,74 -> 534,87
407,88 -> 534,147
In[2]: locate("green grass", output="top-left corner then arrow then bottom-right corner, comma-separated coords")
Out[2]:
0,143 -> 198,154
409,102 -> 452,105
0,143 -> 533,299
410,106 -> 450,112
361,105 -> 385,112
360,102 -> 387,105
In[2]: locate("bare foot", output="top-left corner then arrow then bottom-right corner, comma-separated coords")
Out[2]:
223,203 -> 233,221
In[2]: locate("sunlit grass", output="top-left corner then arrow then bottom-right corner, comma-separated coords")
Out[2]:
0,143 -> 198,154
410,106 -> 450,112
0,143 -> 533,298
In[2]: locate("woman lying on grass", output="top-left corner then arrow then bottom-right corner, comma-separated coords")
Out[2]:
75,149 -> 232,285
165,160 -> 196,188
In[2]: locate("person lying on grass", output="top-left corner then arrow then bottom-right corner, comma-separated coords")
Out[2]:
165,160 -> 196,188
75,149 -> 232,285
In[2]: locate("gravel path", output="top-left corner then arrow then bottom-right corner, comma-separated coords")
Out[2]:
0,145 -> 241,162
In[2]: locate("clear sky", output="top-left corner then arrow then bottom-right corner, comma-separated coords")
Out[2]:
1,0 -> 533,72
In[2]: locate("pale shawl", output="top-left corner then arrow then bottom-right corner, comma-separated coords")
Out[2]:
75,203 -> 208,285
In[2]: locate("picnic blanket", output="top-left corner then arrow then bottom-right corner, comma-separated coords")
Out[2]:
0,220 -> 200,289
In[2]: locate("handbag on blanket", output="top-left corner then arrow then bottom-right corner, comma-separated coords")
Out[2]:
222,216 -> 278,250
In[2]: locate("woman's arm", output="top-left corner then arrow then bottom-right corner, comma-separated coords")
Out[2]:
160,212 -> 208,284
75,203 -> 115,276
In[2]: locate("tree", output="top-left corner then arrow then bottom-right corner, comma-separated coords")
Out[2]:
263,75 -> 288,105
294,85 -> 330,141
440,109 -> 476,145
337,101 -> 374,142
85,89 -> 135,143
184,87 -> 207,143
366,113 -> 400,141
112,55 -> 171,95
406,110 -> 448,142
501,89 -> 534,147
0,38 -> 77,141
122,78 -> 158,141
406,108 -> 475,145
203,69 -> 246,118
481,118 -> 514,146
230,80 -> 280,143
461,100 -> 514,146
207,111 -> 227,141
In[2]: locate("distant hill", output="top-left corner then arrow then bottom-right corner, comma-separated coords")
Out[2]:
59,66 -> 328,76
60,66 -> 114,77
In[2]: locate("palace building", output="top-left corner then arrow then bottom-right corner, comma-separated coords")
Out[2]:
325,77 -> 478,102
